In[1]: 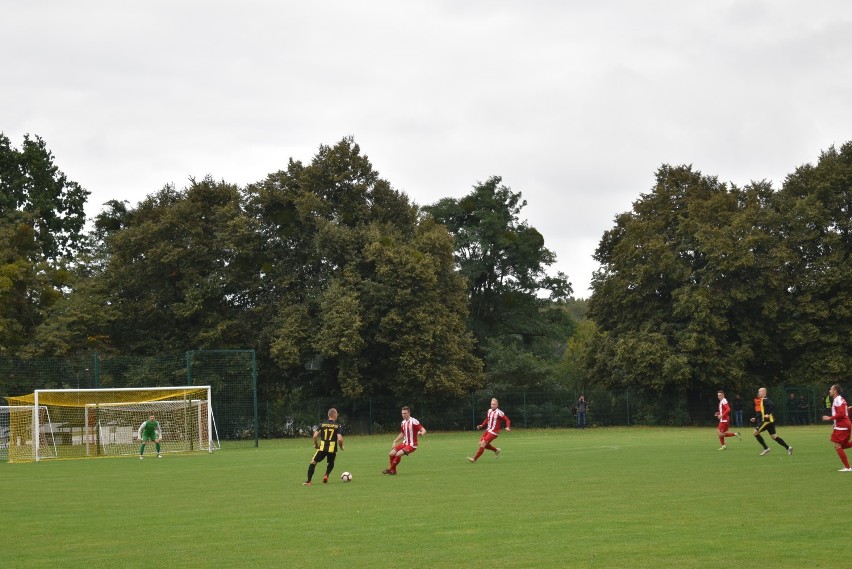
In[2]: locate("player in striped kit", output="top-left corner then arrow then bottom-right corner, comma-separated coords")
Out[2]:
383,406 -> 426,475
468,398 -> 511,462
751,387 -> 793,456
821,384 -> 852,472
715,390 -> 740,450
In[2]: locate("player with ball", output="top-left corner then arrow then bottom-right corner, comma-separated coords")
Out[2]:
303,408 -> 345,486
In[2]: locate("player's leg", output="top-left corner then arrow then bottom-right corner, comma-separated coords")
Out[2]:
834,441 -> 851,469
306,451 -> 323,483
832,433 -> 852,469
718,429 -> 728,449
755,422 -> 773,452
324,453 -> 336,482
471,438 -> 487,462
391,450 -> 403,471
769,427 -> 791,452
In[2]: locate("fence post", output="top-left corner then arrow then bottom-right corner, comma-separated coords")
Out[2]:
93,352 -> 100,388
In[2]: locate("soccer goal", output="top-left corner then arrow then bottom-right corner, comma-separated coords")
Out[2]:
0,405 -> 59,462
4,387 -> 219,462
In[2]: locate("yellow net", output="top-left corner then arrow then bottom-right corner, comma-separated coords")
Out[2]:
4,387 -> 213,462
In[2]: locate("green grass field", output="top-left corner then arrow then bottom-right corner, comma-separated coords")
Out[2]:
4,426 -> 842,568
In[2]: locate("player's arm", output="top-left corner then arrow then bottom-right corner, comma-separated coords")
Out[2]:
418,426 -> 427,436
337,433 -> 344,451
137,422 -> 145,440
312,429 -> 320,449
504,415 -> 511,431
155,422 -> 162,442
476,418 -> 486,430
823,405 -> 848,422
391,432 -> 403,446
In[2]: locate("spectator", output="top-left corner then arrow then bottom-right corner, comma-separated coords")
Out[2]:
797,395 -> 810,425
576,395 -> 588,429
732,394 -> 744,428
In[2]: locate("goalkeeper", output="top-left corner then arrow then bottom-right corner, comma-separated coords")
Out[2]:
137,414 -> 162,459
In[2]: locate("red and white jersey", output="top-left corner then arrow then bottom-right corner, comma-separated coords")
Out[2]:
480,408 -> 511,435
718,399 -> 730,423
830,395 -> 851,431
401,417 -> 424,447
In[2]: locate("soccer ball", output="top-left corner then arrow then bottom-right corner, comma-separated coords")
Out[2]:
340,471 -> 352,482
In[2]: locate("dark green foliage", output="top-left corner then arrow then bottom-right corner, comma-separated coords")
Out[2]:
423,176 -> 574,391
0,133 -> 90,355
251,139 -> 482,398
587,166 -> 788,417
587,143 -> 852,419
775,142 -> 852,380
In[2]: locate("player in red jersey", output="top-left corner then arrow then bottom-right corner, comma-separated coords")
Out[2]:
468,398 -> 511,462
821,384 -> 852,472
383,406 -> 426,475
715,390 -> 740,450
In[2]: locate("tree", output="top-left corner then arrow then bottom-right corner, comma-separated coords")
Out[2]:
423,176 -> 574,390
0,133 -> 89,261
775,142 -> 852,381
586,165 -> 786,420
0,133 -> 89,355
95,178 -> 259,354
248,138 -> 483,397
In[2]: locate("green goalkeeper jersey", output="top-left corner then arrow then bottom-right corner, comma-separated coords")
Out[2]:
138,420 -> 161,440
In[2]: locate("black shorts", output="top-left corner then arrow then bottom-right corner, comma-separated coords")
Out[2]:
311,450 -> 337,465
756,421 -> 777,436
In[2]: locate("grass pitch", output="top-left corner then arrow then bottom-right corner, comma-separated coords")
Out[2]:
5,426 -> 840,568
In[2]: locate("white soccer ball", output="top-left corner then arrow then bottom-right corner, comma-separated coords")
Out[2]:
340,471 -> 352,482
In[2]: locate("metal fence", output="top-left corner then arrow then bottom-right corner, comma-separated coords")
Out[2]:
261,385 -> 830,436
2,352 -> 832,458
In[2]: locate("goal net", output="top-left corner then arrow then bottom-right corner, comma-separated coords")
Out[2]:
4,387 -> 219,462
0,406 -> 59,462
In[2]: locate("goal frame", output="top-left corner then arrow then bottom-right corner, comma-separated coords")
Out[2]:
31,386 -> 215,462
0,405 -> 59,460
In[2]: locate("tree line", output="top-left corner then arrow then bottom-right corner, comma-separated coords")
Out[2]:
0,134 -> 574,405
2,132 -> 849,421
580,143 -> 852,418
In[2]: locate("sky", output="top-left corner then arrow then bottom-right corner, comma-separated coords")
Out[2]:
2,1 -> 851,298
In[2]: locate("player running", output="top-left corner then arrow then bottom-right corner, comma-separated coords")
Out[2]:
137,414 -> 162,459
821,384 -> 852,472
468,397 -> 511,462
751,387 -> 793,456
715,390 -> 740,450
383,406 -> 425,475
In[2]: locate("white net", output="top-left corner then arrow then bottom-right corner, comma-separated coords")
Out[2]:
92,399 -> 215,456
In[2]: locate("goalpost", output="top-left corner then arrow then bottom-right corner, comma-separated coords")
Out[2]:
0,405 -> 59,462
4,386 -> 219,462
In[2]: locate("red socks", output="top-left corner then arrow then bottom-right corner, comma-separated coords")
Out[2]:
837,448 -> 850,469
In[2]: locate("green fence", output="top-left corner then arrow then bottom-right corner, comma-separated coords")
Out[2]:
259,385 -> 830,437
2,351 -> 832,462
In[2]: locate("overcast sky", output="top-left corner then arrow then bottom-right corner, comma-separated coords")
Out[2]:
3,1 -> 850,297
